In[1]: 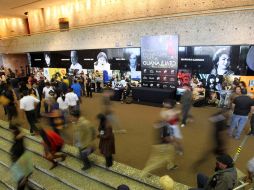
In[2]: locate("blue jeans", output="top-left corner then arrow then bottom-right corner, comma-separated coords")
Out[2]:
230,114 -> 248,138
189,173 -> 208,190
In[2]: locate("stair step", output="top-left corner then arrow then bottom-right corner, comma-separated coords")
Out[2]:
0,139 -> 113,190
0,155 -> 73,190
0,127 -> 160,190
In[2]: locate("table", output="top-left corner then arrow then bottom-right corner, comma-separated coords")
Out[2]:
132,87 -> 176,104
110,88 -> 124,101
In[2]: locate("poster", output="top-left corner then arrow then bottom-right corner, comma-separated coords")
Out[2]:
43,68 -> 66,81
141,35 -> 178,89
178,46 -> 243,75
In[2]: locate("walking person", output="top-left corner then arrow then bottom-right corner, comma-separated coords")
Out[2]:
10,125 -> 33,190
97,114 -> 115,168
230,89 -> 254,139
65,88 -> 79,112
71,79 -> 82,102
39,128 -> 66,170
42,82 -> 54,113
86,74 -> 92,98
57,93 -> 69,127
141,99 -> 182,177
71,110 -> 96,170
180,85 -> 193,128
20,90 -> 40,135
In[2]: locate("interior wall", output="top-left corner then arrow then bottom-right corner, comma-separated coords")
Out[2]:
2,54 -> 28,76
0,10 -> 253,53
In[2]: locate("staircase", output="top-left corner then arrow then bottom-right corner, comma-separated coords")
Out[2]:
0,120 -> 190,190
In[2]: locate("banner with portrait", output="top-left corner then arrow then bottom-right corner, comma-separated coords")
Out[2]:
141,35 -> 178,89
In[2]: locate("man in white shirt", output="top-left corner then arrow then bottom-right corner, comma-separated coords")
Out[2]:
70,50 -> 83,75
65,88 -> 79,112
42,82 -> 54,113
20,90 -> 40,135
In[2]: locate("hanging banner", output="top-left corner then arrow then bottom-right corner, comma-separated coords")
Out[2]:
141,35 -> 178,89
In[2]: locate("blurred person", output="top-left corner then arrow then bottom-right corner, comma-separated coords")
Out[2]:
190,154 -> 237,190
20,90 -> 40,135
210,48 -> 234,75
71,110 -> 96,170
121,82 -> 131,104
230,88 -> 254,139
65,88 -> 79,112
159,175 -> 174,190
86,74 -> 92,98
47,109 -> 64,135
193,109 -> 230,169
30,87 -> 41,120
180,85 -> 193,128
70,50 -> 83,75
228,86 -> 241,109
10,125 -> 33,190
58,78 -> 68,94
245,156 -> 254,183
160,99 -> 183,155
79,74 -> 86,96
97,114 -> 115,168
71,79 -> 82,102
239,81 -> 247,93
42,82 -> 54,113
141,99 -> 181,177
39,128 -> 66,170
2,83 -> 18,124
57,93 -> 69,127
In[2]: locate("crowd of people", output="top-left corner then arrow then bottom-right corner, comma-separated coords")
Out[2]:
1,67 -> 254,190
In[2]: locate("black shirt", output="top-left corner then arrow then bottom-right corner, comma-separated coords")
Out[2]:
233,95 -> 254,116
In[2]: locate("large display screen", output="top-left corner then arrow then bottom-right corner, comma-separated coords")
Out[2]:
178,46 -> 244,75
141,35 -> 178,89
29,48 -> 141,80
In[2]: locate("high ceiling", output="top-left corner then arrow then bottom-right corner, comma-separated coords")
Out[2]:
0,0 -> 71,18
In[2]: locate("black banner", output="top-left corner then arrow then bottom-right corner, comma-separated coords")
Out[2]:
141,35 -> 178,89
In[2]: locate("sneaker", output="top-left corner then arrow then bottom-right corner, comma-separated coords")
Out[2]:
61,154 -> 67,162
50,162 -> 58,170
81,165 -> 91,171
181,124 -> 185,128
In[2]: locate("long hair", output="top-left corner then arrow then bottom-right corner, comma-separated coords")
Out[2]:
212,48 -> 230,72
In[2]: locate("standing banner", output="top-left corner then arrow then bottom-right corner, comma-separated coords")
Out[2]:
141,35 -> 178,89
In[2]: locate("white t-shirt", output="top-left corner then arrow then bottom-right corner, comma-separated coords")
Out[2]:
57,96 -> 69,110
65,92 -> 79,106
70,63 -> 83,74
43,86 -> 54,100
20,95 -> 40,111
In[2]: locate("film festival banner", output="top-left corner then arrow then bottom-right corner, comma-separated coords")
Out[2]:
141,35 -> 178,89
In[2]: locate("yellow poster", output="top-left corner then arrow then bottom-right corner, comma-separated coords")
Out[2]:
44,68 -> 66,81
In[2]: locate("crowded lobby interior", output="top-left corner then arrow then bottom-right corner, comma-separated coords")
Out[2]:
0,0 -> 254,189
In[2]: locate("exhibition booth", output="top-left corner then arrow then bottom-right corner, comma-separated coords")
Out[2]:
1,35 -> 254,106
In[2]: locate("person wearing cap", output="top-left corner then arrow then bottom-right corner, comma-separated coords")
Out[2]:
230,88 -> 254,139
190,154 -> 237,190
